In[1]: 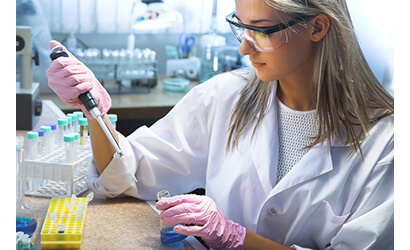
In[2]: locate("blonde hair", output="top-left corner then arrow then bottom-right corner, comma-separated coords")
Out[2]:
227,0 -> 394,157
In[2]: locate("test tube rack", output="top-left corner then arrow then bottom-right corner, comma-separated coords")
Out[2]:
24,146 -> 92,197
41,197 -> 88,249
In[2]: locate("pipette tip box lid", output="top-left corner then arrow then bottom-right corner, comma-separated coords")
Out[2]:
41,197 -> 88,249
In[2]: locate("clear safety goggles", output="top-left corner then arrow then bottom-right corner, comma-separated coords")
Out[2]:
225,11 -> 310,52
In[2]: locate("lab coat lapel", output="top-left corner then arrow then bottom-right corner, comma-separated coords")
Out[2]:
270,141 -> 334,197
249,83 -> 279,196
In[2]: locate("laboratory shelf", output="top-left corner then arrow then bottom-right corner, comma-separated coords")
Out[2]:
24,146 -> 92,197
41,197 -> 88,249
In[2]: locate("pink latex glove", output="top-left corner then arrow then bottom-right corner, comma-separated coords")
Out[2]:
46,40 -> 111,119
156,194 -> 246,249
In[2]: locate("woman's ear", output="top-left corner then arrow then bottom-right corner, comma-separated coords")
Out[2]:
310,14 -> 330,42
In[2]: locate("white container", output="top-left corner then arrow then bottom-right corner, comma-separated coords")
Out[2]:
41,126 -> 53,155
27,132 -> 39,160
64,134 -> 77,163
108,114 -> 118,130
57,118 -> 68,147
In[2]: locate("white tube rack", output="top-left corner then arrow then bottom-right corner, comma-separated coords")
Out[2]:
24,146 -> 92,198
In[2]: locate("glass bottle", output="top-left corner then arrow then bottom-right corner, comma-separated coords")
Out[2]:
157,190 -> 187,245
16,136 -> 37,237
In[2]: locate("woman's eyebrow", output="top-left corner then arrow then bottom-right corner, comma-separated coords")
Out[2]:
234,13 -> 275,24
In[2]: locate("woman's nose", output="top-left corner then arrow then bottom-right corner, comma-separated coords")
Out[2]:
238,39 -> 257,56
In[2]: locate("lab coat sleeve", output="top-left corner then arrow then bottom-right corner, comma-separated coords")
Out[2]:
291,136 -> 394,250
86,74 -> 233,200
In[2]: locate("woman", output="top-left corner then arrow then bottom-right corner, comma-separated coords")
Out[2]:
47,0 -> 393,249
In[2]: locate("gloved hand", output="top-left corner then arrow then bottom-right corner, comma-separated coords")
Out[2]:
155,194 -> 246,249
46,40 -> 111,119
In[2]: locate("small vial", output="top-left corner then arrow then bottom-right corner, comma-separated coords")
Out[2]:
66,116 -> 73,134
64,134 -> 77,163
40,125 -> 53,154
45,123 -> 57,147
27,131 -> 39,160
32,129 -> 44,156
78,118 -> 89,146
68,113 -> 78,133
157,190 -> 188,245
108,114 -> 118,130
57,118 -> 69,147
74,111 -> 84,120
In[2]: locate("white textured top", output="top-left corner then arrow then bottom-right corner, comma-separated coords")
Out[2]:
276,98 -> 319,183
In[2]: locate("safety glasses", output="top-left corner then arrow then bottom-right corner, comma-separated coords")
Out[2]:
225,11 -> 310,52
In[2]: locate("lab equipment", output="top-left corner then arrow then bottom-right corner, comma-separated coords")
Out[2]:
41,197 -> 89,249
27,132 -> 39,160
57,118 -> 68,147
199,0 -> 226,83
179,32 -> 196,58
41,125 -> 53,155
72,47 -> 158,94
45,123 -> 57,147
64,134 -> 77,163
199,33 -> 226,83
16,136 -> 37,237
157,190 -> 188,245
108,114 -> 117,130
32,129 -> 44,155
65,116 -> 73,134
163,78 -> 190,93
16,26 -> 42,130
16,231 -> 34,250
67,113 -> 78,133
78,118 -> 88,146
50,45 -> 138,184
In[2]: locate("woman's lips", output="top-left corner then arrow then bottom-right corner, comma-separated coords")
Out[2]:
251,61 -> 266,68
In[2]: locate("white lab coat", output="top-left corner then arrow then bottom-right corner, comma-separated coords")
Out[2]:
87,72 -> 394,249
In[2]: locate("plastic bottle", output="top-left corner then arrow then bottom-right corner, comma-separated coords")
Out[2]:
45,123 -> 57,148
78,118 -> 88,146
67,113 -> 78,133
66,116 -> 73,134
64,134 -> 77,163
108,114 -> 118,130
40,125 -> 53,155
32,129 -> 44,156
57,118 -> 69,147
27,132 -> 39,160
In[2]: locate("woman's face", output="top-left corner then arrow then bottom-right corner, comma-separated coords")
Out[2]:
235,0 -> 317,83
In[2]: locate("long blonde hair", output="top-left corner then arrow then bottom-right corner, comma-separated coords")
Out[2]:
227,0 -> 394,157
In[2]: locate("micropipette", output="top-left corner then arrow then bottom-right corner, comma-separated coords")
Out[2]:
50,46 -> 138,183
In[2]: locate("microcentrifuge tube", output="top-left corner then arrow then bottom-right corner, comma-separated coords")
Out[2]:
27,132 -> 39,160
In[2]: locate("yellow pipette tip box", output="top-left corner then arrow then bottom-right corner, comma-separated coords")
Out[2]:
41,197 -> 88,249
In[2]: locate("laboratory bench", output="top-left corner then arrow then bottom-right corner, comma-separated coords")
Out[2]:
40,76 -> 197,128
16,100 -> 203,249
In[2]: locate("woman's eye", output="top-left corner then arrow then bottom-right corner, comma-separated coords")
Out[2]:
255,32 -> 268,40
